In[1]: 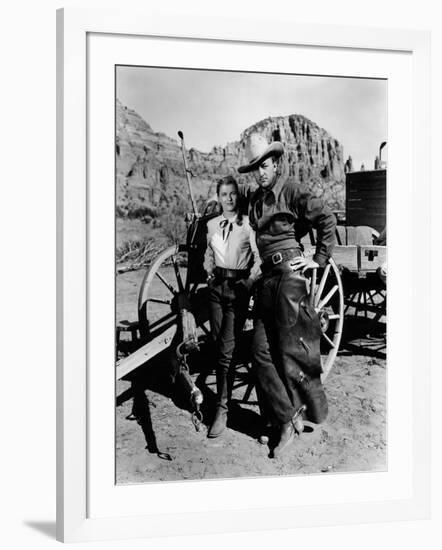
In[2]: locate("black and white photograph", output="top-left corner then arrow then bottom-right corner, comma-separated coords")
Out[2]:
115,65 -> 387,484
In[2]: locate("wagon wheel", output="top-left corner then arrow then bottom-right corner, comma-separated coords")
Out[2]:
137,245 -> 209,341
138,247 -> 343,398
237,257 -> 344,404
343,282 -> 386,321
306,257 -> 344,381
341,227 -> 387,324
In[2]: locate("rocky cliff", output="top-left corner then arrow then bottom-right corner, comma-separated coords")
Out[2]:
239,116 -> 345,207
116,100 -> 345,223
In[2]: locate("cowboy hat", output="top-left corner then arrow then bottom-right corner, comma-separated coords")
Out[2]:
237,133 -> 284,174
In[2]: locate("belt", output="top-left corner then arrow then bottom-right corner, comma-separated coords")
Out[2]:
214,266 -> 249,280
261,248 -> 301,274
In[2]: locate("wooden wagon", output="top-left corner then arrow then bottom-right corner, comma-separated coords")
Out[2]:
116,139 -> 387,426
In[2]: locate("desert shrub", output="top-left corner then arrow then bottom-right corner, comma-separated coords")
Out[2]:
127,205 -> 157,220
115,205 -> 127,218
116,237 -> 160,266
157,199 -> 189,245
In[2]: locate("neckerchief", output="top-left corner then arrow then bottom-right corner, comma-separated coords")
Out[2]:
219,213 -> 239,241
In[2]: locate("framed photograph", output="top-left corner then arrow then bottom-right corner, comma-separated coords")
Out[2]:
57,7 -> 430,543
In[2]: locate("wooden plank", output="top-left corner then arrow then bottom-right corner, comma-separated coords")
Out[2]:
116,325 -> 176,380
345,170 -> 386,232
303,243 -> 359,271
335,225 -> 346,245
359,245 -> 387,272
332,245 -> 359,271
346,226 -> 358,245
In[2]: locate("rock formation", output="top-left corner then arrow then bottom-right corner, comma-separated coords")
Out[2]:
238,116 -> 345,208
116,100 -> 346,223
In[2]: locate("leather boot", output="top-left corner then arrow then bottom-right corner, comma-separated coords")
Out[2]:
258,420 -> 273,445
208,405 -> 228,438
208,368 -> 233,438
272,420 -> 296,458
272,404 -> 306,457
292,404 -> 306,435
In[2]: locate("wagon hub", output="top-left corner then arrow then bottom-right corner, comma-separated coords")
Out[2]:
318,310 -> 330,333
170,293 -> 180,314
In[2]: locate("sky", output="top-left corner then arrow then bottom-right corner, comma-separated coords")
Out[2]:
116,66 -> 387,170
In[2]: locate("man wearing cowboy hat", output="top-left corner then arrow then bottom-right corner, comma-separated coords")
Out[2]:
238,133 -> 336,458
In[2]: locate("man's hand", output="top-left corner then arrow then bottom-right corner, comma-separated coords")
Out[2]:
235,277 -> 254,295
206,273 -> 216,286
289,256 -> 320,274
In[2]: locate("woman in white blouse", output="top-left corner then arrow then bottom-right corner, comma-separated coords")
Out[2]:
203,176 -> 261,438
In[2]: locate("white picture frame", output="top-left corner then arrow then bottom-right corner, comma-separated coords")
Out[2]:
56,7 -> 430,543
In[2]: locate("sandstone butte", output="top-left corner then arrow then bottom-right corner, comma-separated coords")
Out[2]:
116,99 -> 346,221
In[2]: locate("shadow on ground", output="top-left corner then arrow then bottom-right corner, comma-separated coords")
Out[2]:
116,317 -> 385,461
116,332 -> 268,450
339,315 -> 386,359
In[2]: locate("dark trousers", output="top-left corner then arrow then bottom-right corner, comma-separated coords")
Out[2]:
252,269 -> 328,425
209,278 -> 250,407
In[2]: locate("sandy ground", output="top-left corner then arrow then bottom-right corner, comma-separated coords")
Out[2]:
116,268 -> 386,484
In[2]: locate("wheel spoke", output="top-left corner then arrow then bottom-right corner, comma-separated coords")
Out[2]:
184,269 -> 191,292
148,312 -> 177,332
190,282 -> 200,295
321,332 -> 336,349
198,321 -> 210,336
155,271 -> 176,295
316,284 -> 338,311
316,258 -> 344,382
172,256 -> 185,293
147,298 -> 171,305
344,292 -> 355,314
137,247 -> 190,343
367,291 -> 376,307
309,268 -> 317,307
314,263 -> 331,307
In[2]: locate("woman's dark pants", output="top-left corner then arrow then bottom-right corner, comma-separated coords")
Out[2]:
209,278 -> 249,408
